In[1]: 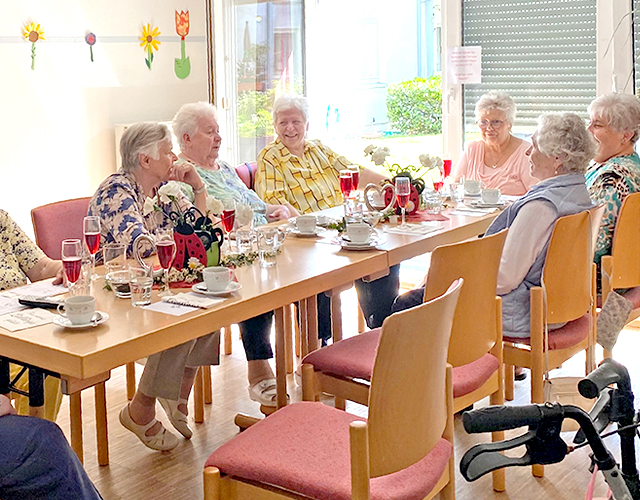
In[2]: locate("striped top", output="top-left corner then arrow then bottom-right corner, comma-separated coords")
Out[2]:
256,138 -> 353,214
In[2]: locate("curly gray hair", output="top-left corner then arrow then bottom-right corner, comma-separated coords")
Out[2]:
272,94 -> 309,124
474,91 -> 517,125
535,113 -> 596,174
588,92 -> 640,143
120,122 -> 172,173
172,102 -> 218,151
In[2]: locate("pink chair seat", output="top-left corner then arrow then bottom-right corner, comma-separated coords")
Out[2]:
205,402 -> 452,500
31,197 -> 91,259
452,353 -> 500,398
503,313 -> 589,350
235,162 -> 258,190
303,330 -> 500,399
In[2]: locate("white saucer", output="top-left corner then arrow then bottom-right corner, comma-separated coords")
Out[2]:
339,236 -> 380,250
464,192 -> 481,198
290,228 -> 323,237
468,201 -> 506,209
192,281 -> 242,296
53,311 -> 109,330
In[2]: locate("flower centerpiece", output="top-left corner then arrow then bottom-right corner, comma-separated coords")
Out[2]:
364,145 -> 443,214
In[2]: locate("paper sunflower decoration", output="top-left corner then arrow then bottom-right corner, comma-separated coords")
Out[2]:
85,32 -> 96,62
140,23 -> 161,70
174,11 -> 191,79
23,22 -> 45,70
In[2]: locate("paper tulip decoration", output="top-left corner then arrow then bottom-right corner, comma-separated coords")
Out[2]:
174,11 -> 191,79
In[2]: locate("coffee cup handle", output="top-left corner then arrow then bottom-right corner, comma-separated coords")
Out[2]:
57,304 -> 67,317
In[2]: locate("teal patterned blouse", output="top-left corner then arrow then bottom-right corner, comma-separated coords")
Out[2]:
585,152 -> 640,265
175,157 -> 268,226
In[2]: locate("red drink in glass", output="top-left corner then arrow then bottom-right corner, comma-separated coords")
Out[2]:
222,210 -> 235,232
63,257 -> 82,283
85,232 -> 100,254
350,171 -> 360,190
340,175 -> 353,197
433,181 -> 444,192
443,159 -> 452,178
396,193 -> 410,209
157,240 -> 176,269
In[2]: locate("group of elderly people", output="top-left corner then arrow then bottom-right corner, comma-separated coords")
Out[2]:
1,90 -> 640,458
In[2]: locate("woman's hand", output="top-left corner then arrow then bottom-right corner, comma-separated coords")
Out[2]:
171,161 -> 206,192
266,204 -> 291,221
0,395 -> 16,417
26,257 -> 63,285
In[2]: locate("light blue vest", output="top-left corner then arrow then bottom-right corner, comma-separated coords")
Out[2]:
485,174 -> 594,337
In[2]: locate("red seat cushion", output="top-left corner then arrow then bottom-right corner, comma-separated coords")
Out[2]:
503,313 -> 590,350
31,198 -> 91,259
205,402 -> 452,500
452,353 -> 500,398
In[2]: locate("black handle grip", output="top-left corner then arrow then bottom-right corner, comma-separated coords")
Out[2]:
463,405 -> 545,433
578,358 -> 631,399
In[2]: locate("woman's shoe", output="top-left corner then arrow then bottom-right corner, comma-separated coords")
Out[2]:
248,379 -> 278,407
158,397 -> 192,439
119,404 -> 179,451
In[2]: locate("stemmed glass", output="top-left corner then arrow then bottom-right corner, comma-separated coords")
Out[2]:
395,177 -> 410,227
156,228 -> 177,297
61,239 -> 83,296
339,169 -> 353,216
83,216 -> 101,280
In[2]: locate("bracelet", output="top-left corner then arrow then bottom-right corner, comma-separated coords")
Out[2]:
193,184 -> 207,195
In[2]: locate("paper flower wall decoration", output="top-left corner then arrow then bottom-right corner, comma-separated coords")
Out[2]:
174,10 -> 191,79
85,32 -> 96,62
23,22 -> 45,71
140,23 -> 161,70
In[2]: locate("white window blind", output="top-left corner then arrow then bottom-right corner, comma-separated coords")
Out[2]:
462,0 -> 597,129
635,0 -> 640,93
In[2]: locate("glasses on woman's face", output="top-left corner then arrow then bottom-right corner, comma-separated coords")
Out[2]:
477,119 -> 505,130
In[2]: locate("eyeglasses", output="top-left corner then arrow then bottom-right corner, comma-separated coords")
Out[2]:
477,119 -> 505,129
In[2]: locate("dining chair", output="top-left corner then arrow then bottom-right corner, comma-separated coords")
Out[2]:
600,192 -> 640,357
301,229 -> 508,491
204,279 -> 462,500
503,207 -> 604,479
235,161 -> 258,190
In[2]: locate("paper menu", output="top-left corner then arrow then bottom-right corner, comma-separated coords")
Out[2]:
2,279 -> 67,299
0,296 -> 27,316
0,309 -> 55,332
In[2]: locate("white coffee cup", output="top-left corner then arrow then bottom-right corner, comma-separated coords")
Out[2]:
464,179 -> 482,195
346,223 -> 374,244
57,295 -> 96,325
481,188 -> 501,204
296,215 -> 317,234
203,266 -> 232,292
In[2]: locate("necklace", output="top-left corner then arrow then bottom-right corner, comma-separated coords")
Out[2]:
484,136 -> 513,169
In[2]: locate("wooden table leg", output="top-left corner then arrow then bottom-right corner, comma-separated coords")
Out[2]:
307,297 -> 318,353
203,365 -> 213,405
300,300 -> 309,357
330,291 -> 343,343
70,392 -> 84,463
275,307 -> 287,409
126,362 -> 136,401
194,367 -> 204,423
95,382 -> 109,466
284,305 -> 294,374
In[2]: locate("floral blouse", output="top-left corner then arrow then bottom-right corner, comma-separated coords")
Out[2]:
88,169 -> 190,258
585,153 -> 640,265
0,210 -> 45,290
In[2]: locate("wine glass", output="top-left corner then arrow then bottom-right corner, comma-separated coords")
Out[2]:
156,228 -> 177,297
83,216 -> 100,280
61,239 -> 83,296
339,170 -> 353,216
395,177 -> 411,227
432,167 -> 444,194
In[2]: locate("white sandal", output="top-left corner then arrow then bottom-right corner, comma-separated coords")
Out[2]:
158,397 -> 192,439
119,404 -> 179,451
248,379 -> 278,407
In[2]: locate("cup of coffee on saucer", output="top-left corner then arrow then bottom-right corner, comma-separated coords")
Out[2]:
464,179 -> 482,196
296,215 -> 317,234
203,266 -> 232,292
57,296 -> 96,325
346,223 -> 374,244
481,188 -> 501,204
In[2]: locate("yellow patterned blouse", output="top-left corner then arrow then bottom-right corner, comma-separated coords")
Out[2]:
256,138 -> 353,214
0,210 -> 45,290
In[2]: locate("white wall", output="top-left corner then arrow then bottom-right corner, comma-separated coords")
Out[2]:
0,1 -> 209,237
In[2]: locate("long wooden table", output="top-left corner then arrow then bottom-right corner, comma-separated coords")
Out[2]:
0,207 -> 498,463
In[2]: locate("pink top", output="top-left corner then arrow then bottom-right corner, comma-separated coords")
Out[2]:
452,140 -> 538,196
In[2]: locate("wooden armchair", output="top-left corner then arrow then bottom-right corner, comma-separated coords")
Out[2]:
600,192 -> 640,357
503,207 -> 603,479
204,280 -> 463,500
301,229 -> 508,491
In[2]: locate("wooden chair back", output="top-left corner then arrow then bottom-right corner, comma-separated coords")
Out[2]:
423,230 -> 508,367
367,279 -> 462,477
542,209 -> 599,324
31,197 -> 91,259
608,193 -> 640,289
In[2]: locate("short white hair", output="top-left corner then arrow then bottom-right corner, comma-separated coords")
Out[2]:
172,102 -> 218,151
535,113 -> 596,174
588,92 -> 640,143
272,94 -> 309,124
474,91 -> 517,125
120,122 -> 171,173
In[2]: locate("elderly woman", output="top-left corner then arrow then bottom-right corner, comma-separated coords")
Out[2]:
0,210 -> 63,421
452,91 -> 538,196
171,101 -> 296,407
486,113 -> 594,337
88,122 -> 219,451
256,94 -> 399,341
